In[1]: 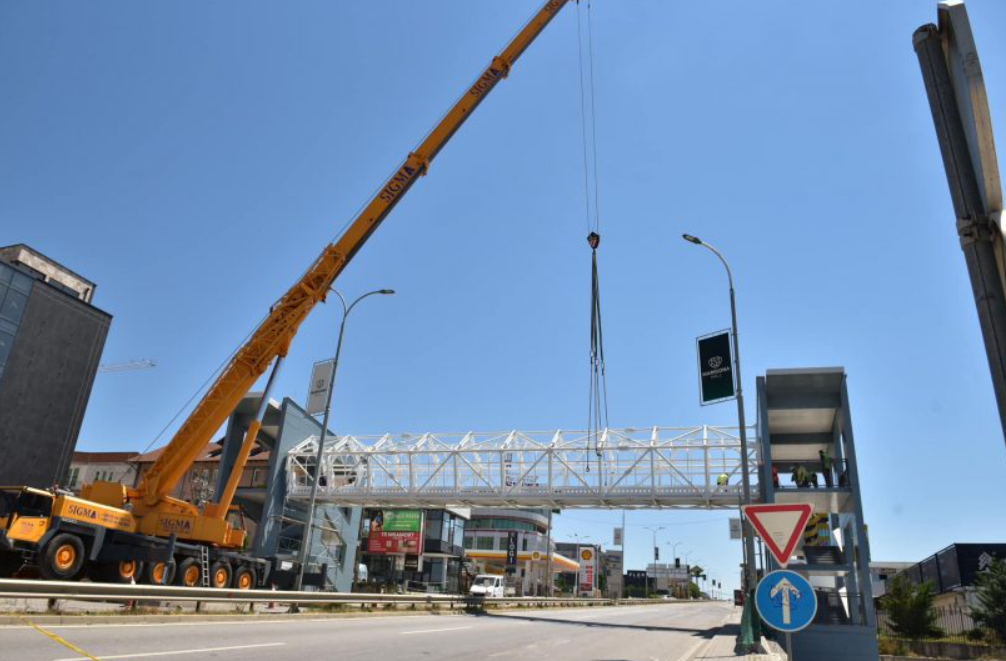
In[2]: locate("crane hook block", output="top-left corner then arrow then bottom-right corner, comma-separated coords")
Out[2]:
587,232 -> 600,250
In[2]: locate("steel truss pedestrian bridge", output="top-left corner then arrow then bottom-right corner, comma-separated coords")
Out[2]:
285,426 -> 759,509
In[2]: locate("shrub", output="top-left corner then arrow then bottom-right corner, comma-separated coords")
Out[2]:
881,576 -> 943,640
973,557 -> 1006,643
877,637 -> 908,655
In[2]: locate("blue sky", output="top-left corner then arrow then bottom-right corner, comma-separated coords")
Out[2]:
3,0 -> 1006,593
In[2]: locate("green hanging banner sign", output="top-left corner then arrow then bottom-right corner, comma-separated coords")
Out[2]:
697,330 -> 735,405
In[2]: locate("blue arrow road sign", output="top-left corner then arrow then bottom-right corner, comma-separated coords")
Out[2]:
755,570 -> 817,633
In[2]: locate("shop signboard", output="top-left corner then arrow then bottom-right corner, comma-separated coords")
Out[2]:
579,547 -> 596,593
506,532 -> 519,574
306,359 -> 335,415
697,330 -> 735,405
367,509 -> 424,555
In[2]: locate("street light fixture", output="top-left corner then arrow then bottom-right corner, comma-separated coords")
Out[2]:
681,233 -> 758,595
293,288 -> 395,592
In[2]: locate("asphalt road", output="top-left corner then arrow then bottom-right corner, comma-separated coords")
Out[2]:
0,602 -> 737,661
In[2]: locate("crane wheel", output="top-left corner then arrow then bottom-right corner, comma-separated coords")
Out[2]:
91,559 -> 144,584
176,558 -> 202,587
144,560 -> 176,586
210,561 -> 231,589
39,534 -> 85,580
233,566 -> 255,590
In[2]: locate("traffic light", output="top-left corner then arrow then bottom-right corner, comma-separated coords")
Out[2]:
675,558 -> 680,569
654,546 -> 660,561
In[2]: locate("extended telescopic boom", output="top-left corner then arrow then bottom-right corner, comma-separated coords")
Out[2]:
137,0 -> 573,507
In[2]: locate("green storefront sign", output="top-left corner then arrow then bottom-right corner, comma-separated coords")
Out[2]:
380,510 -> 423,533
697,330 -> 735,405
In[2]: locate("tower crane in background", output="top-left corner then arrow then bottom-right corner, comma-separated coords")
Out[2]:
97,359 -> 157,374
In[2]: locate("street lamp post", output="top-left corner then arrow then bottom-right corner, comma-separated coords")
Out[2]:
682,234 -> 758,595
293,288 -> 395,593
643,526 -> 665,597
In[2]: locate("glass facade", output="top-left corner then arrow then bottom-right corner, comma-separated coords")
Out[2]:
423,509 -> 466,556
0,262 -> 35,381
467,517 -> 538,532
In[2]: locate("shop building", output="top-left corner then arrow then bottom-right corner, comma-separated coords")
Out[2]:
360,508 -> 469,593
463,508 -> 578,596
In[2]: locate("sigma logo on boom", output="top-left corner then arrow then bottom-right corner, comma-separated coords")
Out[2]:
67,504 -> 98,520
378,164 -> 419,204
468,65 -> 503,99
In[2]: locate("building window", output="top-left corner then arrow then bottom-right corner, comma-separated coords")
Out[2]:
475,537 -> 494,550
463,537 -> 473,549
0,290 -> 27,325
522,536 -> 529,551
67,467 -> 79,488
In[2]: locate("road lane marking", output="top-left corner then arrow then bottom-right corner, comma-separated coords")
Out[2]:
53,642 -> 285,661
18,616 -> 102,661
400,625 -> 472,635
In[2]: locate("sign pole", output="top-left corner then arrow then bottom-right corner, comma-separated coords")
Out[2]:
786,633 -> 794,661
546,509 -> 554,597
729,280 -> 758,595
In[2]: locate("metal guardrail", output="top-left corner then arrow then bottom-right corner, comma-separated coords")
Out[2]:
0,579 -> 657,608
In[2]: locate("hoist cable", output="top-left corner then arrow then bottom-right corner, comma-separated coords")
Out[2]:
576,2 -> 594,233
579,2 -> 607,476
586,232 -> 607,474
586,0 -> 602,230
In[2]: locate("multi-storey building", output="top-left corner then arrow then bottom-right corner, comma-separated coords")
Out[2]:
66,451 -> 139,494
0,244 -> 110,488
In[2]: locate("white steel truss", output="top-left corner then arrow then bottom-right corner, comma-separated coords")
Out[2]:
285,426 -> 759,509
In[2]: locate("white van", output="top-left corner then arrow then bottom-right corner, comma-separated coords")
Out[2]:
469,574 -> 506,598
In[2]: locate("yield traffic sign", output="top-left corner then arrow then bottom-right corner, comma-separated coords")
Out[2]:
741,503 -> 813,567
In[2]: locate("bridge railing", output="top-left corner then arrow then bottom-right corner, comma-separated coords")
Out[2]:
0,578 -> 678,610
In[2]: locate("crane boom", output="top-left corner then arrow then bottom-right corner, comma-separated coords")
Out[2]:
137,0 -> 573,507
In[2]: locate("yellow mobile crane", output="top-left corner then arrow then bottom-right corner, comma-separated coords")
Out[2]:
0,0 -> 574,588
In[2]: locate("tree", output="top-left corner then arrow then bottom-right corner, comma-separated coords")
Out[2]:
973,557 -> 1006,641
882,576 -> 943,640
